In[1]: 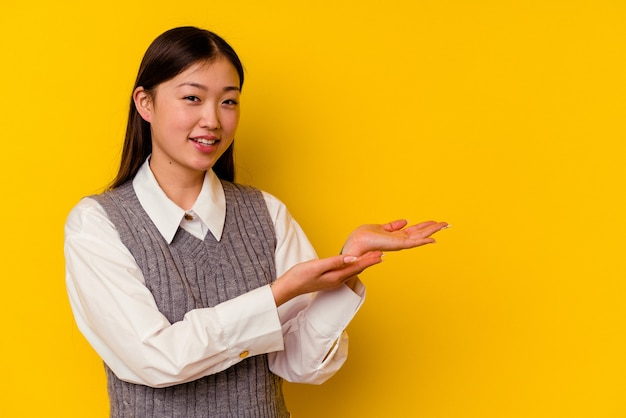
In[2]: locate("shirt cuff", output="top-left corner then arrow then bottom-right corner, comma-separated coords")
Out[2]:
214,285 -> 284,359
306,281 -> 366,337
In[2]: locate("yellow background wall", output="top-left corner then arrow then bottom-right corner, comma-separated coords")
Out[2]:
1,1 -> 624,417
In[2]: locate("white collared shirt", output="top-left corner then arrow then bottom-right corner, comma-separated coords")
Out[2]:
64,160 -> 365,388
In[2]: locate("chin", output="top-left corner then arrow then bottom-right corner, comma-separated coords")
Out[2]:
190,160 -> 218,173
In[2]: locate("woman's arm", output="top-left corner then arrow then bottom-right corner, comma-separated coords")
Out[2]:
65,198 -> 287,388
263,193 -> 448,383
262,193 -> 377,383
65,197 -> 383,388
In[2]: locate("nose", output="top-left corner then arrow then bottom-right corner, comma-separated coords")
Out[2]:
200,104 -> 220,130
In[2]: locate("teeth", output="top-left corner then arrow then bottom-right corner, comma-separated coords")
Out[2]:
192,138 -> 216,145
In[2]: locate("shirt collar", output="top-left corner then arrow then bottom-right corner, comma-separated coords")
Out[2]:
132,158 -> 226,244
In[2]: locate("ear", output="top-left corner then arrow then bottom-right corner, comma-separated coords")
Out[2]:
133,87 -> 153,123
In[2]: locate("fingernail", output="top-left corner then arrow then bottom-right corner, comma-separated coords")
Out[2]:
441,224 -> 451,230
343,256 -> 357,263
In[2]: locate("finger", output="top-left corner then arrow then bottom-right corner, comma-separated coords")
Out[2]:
404,221 -> 438,233
406,221 -> 448,237
421,222 -> 449,237
339,251 -> 383,271
321,262 -> 379,285
382,219 -> 408,232
322,251 -> 383,278
312,254 -> 363,273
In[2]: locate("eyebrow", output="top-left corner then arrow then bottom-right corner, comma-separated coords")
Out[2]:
177,82 -> 240,92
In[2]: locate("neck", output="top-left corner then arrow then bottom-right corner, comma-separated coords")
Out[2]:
149,160 -> 205,210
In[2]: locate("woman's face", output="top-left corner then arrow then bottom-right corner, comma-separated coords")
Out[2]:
134,58 -> 241,180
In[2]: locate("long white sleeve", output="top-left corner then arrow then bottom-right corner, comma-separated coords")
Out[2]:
263,192 -> 366,384
65,199 -> 285,387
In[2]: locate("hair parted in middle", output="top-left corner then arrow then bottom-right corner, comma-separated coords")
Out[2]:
109,26 -> 244,189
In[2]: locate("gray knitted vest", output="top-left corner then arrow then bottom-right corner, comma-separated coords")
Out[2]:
92,180 -> 290,418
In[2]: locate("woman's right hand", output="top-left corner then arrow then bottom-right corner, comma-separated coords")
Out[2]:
270,251 -> 383,306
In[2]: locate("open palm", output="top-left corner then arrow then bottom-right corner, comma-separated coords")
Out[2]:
341,219 -> 449,256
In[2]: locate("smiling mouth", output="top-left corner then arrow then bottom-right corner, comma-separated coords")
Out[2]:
190,138 -> 218,145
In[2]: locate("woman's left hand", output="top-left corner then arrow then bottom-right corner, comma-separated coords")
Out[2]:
341,219 -> 449,257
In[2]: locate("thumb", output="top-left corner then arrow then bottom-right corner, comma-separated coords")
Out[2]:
383,219 -> 408,232
323,254 -> 359,271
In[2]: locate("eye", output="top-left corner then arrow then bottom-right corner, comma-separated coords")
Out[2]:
184,95 -> 200,102
223,99 -> 239,106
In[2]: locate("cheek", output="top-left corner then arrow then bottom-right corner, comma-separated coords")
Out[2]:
159,111 -> 195,132
151,115 -> 191,143
224,113 -> 240,134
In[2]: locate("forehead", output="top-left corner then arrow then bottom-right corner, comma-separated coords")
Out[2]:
173,58 -> 240,87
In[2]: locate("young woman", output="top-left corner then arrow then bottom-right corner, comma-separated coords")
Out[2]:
64,26 -> 448,418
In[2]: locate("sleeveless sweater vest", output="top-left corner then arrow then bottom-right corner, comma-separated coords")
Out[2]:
92,180 -> 290,418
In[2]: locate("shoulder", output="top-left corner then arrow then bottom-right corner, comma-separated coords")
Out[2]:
89,182 -> 134,206
65,196 -> 114,236
221,180 -> 292,226
65,181 -> 134,234
221,180 -> 279,208
67,196 -> 107,219
260,190 -> 288,219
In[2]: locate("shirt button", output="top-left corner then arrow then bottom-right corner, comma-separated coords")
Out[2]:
239,351 -> 249,359
184,213 -> 194,221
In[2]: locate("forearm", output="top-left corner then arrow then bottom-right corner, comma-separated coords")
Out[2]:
68,280 -> 285,387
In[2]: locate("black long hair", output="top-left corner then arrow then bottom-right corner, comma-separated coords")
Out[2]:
109,26 -> 244,189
